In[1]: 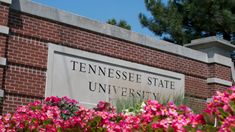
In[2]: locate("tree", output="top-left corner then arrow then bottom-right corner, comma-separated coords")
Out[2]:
107,19 -> 131,30
139,0 -> 235,45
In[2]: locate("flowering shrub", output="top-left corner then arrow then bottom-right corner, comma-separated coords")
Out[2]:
138,100 -> 204,131
0,86 -> 235,131
45,96 -> 79,120
0,100 -> 62,131
93,101 -> 115,113
204,86 -> 235,132
0,98 -> 203,131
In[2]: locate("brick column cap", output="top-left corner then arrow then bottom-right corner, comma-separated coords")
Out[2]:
185,36 -> 235,58
0,0 -> 12,4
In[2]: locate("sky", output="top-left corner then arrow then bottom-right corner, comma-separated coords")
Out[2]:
32,0 -> 167,38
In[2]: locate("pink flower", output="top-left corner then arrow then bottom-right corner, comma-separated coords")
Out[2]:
3,113 -> 11,122
219,116 -> 235,132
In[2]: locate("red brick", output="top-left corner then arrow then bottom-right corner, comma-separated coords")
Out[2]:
5,65 -> 46,97
0,3 -> 9,26
0,34 -> 7,57
2,94 -> 42,113
8,35 -> 48,68
209,64 -> 231,81
185,96 -> 207,113
207,84 -> 229,97
185,76 -> 209,98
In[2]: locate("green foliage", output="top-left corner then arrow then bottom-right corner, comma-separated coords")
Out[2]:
158,94 -> 187,106
231,126 -> 235,132
58,101 -> 78,120
107,18 -> 131,30
185,124 -> 218,132
88,116 -> 102,127
45,97 -> 79,120
229,100 -> 235,113
43,119 -> 52,125
115,96 -> 144,114
218,107 -> 229,119
139,0 -> 235,44
115,94 -> 187,114
87,116 -> 106,132
202,112 -> 215,126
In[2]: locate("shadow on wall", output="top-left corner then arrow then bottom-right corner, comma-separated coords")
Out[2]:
9,0 -> 23,29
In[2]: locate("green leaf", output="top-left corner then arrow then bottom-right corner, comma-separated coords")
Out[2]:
231,126 -> 235,132
90,127 -> 106,132
167,126 -> 174,132
31,106 -> 42,111
57,127 -> 62,132
203,124 -> 217,132
43,119 -> 52,125
218,108 -> 229,119
153,116 -> 159,122
184,125 -> 197,132
229,100 -> 235,113
145,124 -> 153,132
202,112 -> 214,125
115,116 -> 122,123
88,116 -> 102,127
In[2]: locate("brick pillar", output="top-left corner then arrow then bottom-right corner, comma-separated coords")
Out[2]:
207,63 -> 232,95
185,37 -> 234,112
0,0 -> 11,113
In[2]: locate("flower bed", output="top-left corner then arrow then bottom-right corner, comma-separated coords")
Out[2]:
0,86 -> 235,131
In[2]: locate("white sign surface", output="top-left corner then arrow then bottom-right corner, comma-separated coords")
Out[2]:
46,44 -> 185,107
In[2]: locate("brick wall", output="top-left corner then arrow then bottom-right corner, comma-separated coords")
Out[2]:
2,93 -> 41,113
209,64 -> 232,81
185,76 -> 208,98
8,35 -> 48,68
0,35 -> 7,58
185,96 -> 207,113
0,1 -> 233,113
0,1 -> 10,113
0,3 -> 9,25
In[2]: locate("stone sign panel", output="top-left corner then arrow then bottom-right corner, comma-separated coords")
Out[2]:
46,44 -> 185,107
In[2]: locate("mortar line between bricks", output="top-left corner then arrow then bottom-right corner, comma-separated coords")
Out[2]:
4,91 -> 44,99
185,94 -> 207,101
10,32 -> 70,47
8,62 -> 47,71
